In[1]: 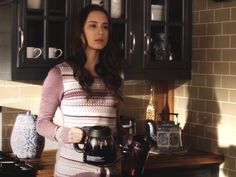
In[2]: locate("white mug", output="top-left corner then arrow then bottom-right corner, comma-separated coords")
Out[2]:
111,0 -> 123,18
26,47 -> 42,58
48,47 -> 63,59
27,0 -> 43,9
91,0 -> 103,6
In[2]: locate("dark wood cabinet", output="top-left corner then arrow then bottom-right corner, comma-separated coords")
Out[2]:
0,0 -> 75,80
124,0 -> 192,80
87,0 -> 192,80
86,0 -> 192,80
0,0 -> 191,81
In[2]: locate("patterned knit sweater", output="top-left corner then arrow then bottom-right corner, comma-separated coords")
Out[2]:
36,62 -> 122,177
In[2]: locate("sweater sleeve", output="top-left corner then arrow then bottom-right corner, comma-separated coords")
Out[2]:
36,66 -> 70,143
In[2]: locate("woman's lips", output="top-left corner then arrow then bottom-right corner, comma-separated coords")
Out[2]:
95,39 -> 104,42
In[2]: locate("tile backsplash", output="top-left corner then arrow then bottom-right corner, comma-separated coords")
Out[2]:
0,107 -> 25,152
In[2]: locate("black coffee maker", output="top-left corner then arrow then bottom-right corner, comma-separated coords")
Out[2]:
74,126 -> 116,166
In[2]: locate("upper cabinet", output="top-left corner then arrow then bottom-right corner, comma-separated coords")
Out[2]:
0,0 -> 191,81
86,0 -> 192,80
0,0 -> 74,80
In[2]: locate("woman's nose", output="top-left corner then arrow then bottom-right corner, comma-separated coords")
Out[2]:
97,26 -> 104,35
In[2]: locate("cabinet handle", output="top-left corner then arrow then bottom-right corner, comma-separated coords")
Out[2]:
144,33 -> 150,55
129,32 -> 136,54
18,27 -> 24,52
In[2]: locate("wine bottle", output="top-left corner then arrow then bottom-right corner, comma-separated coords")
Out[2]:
145,85 -> 156,121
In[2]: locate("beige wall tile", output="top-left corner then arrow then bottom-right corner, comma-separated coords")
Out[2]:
199,36 -> 214,48
208,0 -> 223,9
207,49 -> 222,61
206,75 -> 221,87
213,88 -> 229,102
174,86 -> 185,97
191,124 -> 205,136
191,99 -> 206,111
18,86 -> 42,98
230,35 -> 236,47
230,90 -> 236,102
176,97 -> 190,109
223,1 -> 236,8
215,8 -> 230,22
192,11 -> 200,23
193,0 -> 207,11
223,22 -> 236,34
192,24 -> 206,36
200,10 -> 214,23
192,61 -> 199,73
197,137 -> 212,152
192,49 -> 206,61
206,101 -> 221,114
188,86 -> 199,98
222,76 -> 236,89
0,87 -> 18,99
199,62 -> 214,74
224,156 -> 236,170
207,23 -> 222,35
221,102 -> 236,115
192,74 -> 206,86
222,49 -> 236,61
231,8 -> 236,20
214,62 -> 230,74
192,37 -> 199,48
199,87 -> 213,100
215,36 -> 230,48
198,112 -> 212,126
205,127 -> 218,139
230,63 -> 236,75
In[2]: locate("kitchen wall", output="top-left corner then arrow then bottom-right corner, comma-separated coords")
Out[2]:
174,1 -> 236,177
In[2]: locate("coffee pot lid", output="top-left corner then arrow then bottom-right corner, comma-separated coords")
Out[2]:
88,126 -> 111,138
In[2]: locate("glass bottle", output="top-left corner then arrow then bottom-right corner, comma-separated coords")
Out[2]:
146,85 -> 156,121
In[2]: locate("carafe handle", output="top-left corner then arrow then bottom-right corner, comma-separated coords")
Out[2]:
73,126 -> 90,153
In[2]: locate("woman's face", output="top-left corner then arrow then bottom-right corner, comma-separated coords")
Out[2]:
82,10 -> 109,51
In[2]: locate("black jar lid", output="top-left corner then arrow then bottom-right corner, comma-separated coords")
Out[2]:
88,126 -> 111,138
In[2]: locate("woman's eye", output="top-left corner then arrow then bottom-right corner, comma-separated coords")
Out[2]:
89,24 -> 96,28
103,25 -> 108,30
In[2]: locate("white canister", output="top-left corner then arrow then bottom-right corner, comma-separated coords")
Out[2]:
111,0 -> 123,18
10,111 -> 45,158
151,4 -> 164,21
27,0 -> 43,9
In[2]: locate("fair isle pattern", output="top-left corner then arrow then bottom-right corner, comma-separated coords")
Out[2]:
55,62 -> 119,177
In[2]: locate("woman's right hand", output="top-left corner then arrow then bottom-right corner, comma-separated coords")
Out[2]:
68,127 -> 85,143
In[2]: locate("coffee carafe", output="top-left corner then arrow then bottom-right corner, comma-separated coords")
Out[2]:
74,126 -> 116,166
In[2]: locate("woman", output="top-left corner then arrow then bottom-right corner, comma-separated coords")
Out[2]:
36,4 -> 123,177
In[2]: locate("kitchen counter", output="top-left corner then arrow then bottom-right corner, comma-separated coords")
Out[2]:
25,149 -> 224,177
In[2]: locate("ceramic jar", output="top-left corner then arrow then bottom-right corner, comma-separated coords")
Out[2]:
10,111 -> 45,158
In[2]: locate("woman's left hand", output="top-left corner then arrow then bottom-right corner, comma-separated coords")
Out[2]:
68,127 -> 85,143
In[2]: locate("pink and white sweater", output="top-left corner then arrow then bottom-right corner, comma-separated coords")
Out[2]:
36,62 -> 122,177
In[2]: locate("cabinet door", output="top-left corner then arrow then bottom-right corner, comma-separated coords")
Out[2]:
13,0 -> 71,80
143,0 -> 190,67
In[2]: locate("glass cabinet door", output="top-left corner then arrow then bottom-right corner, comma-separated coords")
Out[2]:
17,0 -> 69,68
143,0 -> 186,68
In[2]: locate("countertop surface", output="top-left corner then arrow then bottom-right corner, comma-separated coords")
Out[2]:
24,149 -> 224,177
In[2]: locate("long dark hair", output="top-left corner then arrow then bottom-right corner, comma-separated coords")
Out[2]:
67,4 -> 123,100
